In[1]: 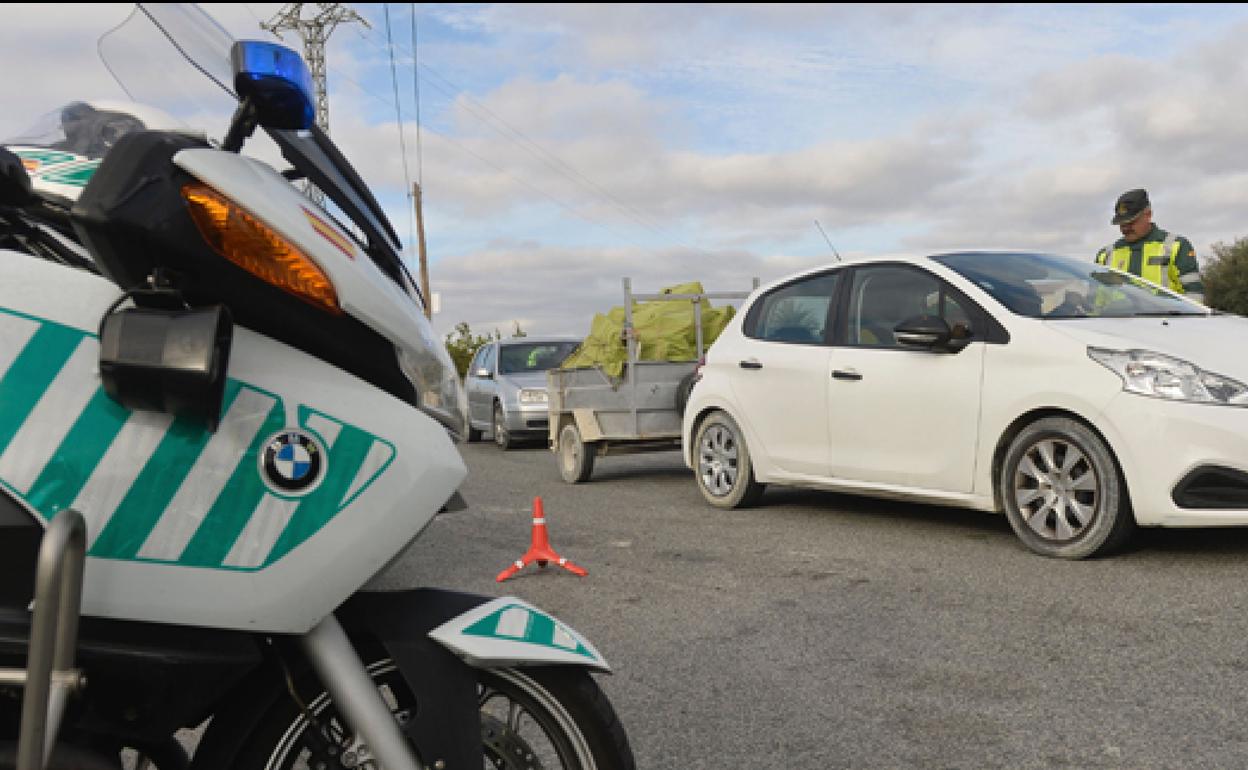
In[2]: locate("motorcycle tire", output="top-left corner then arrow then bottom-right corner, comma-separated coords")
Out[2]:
226,655 -> 634,770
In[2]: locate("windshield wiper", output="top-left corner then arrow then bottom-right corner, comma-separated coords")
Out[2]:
1132,310 -> 1205,317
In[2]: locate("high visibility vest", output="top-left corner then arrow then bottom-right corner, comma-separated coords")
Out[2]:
1096,234 -> 1182,293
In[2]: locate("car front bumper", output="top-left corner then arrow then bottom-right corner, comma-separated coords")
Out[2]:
1100,393 -> 1248,527
504,400 -> 551,435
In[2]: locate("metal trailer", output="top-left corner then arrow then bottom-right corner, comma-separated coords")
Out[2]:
548,278 -> 757,483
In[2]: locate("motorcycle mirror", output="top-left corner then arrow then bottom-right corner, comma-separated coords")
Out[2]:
0,147 -> 37,207
98,303 -> 234,432
230,40 -> 315,131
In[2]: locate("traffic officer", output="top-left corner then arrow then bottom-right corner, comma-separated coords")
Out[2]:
1095,188 -> 1204,303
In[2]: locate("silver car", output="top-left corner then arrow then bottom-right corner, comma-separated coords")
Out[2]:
465,337 -> 581,449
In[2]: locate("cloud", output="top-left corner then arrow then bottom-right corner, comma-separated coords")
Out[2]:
428,241 -> 789,340
8,3 -> 1248,340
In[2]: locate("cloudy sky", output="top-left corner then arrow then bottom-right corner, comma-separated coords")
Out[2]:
6,3 -> 1248,340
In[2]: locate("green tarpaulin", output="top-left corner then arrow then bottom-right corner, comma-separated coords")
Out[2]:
560,282 -> 736,377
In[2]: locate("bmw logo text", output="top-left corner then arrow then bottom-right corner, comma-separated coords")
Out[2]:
260,430 -> 325,494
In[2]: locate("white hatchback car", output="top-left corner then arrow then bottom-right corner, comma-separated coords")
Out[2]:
682,251 -> 1248,559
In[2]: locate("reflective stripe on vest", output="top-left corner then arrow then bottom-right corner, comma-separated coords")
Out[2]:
1098,234 -> 1179,291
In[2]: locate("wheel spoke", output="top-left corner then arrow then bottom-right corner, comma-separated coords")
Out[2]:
1054,504 -> 1076,540
1027,499 -> 1055,535
1070,468 -> 1097,492
1035,440 -> 1058,474
1017,455 -> 1044,484
1066,499 -> 1094,529
1059,444 -> 1085,475
1015,488 -> 1043,508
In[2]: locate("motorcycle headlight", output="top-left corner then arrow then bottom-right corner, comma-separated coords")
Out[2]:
519,388 -> 548,404
396,342 -> 467,438
1088,347 -> 1248,406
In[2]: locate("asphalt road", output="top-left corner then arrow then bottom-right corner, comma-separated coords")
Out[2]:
376,439 -> 1248,769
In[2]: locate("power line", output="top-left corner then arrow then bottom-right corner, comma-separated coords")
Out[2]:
309,64 -> 660,251
410,2 -> 424,186
249,8 -> 696,256
348,13 -> 716,256
383,3 -> 418,268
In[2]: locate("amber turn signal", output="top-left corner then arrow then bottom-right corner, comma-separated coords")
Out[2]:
182,183 -> 341,314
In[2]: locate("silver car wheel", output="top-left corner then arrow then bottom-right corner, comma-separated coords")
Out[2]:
1012,437 -> 1099,542
698,423 -> 739,497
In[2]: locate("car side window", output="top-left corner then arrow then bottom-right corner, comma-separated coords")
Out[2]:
469,347 -> 488,376
744,272 -> 839,344
847,266 -> 954,348
479,344 -> 496,374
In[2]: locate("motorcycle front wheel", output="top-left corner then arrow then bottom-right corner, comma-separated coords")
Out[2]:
230,656 -> 634,770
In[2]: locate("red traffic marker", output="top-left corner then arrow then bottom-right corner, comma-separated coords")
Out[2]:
496,496 -> 587,582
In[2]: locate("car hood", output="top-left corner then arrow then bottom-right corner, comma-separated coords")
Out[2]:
1045,315 -> 1248,380
500,371 -> 549,389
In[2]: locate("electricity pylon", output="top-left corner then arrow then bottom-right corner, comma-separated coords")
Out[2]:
262,3 -> 369,134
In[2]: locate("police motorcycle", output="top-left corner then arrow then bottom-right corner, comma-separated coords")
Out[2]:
0,4 -> 634,769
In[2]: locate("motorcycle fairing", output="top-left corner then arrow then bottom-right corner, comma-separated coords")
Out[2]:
170,147 -> 460,430
5,147 -> 99,201
0,254 -> 467,633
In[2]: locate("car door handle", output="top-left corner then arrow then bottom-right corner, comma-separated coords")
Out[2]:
832,369 -> 862,381
739,359 -> 763,370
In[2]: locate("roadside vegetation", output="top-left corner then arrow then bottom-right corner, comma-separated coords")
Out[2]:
1203,237 -> 1248,316
444,320 -> 528,376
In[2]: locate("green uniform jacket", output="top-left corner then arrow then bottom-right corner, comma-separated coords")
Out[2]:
1095,225 -> 1204,301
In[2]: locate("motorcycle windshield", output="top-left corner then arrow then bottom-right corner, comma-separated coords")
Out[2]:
97,3 -> 466,437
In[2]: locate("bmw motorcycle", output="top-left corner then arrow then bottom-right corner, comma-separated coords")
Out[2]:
0,4 -> 633,769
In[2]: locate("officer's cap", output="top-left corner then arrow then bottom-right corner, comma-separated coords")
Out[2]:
1112,188 -> 1150,225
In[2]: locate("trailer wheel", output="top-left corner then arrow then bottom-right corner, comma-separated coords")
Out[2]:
558,423 -> 596,483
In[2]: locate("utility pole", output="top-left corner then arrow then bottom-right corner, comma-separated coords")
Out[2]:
413,183 -> 432,319
262,3 -> 369,134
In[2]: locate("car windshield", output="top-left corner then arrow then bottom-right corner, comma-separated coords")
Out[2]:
498,342 -> 580,375
933,252 -> 1207,319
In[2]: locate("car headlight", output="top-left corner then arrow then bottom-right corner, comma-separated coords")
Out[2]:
518,388 -> 548,404
1088,347 -> 1248,406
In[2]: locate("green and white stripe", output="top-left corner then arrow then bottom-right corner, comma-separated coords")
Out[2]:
0,307 -> 396,572
463,603 -> 598,661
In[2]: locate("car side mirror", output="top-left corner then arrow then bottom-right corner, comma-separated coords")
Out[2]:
894,315 -> 967,353
474,367 -> 492,379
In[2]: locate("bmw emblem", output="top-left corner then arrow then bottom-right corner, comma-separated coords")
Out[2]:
261,430 -> 325,494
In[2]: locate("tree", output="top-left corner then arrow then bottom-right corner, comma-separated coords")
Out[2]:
444,321 -> 497,377
443,320 -> 530,376
1202,238 -> 1248,316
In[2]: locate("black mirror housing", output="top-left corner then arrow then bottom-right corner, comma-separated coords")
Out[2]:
99,304 -> 233,431
894,314 -> 958,351
0,147 -> 36,207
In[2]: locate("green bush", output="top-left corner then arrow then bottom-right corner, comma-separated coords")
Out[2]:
1202,237 -> 1248,316
443,321 -> 528,377
444,321 -> 497,377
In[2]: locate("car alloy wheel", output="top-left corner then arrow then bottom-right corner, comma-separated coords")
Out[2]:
694,410 -> 764,509
494,402 -> 513,450
699,423 -> 739,496
1000,417 -> 1135,559
1013,437 -> 1099,541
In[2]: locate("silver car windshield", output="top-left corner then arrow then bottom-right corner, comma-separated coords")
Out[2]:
934,252 -> 1208,319
498,342 -> 581,375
